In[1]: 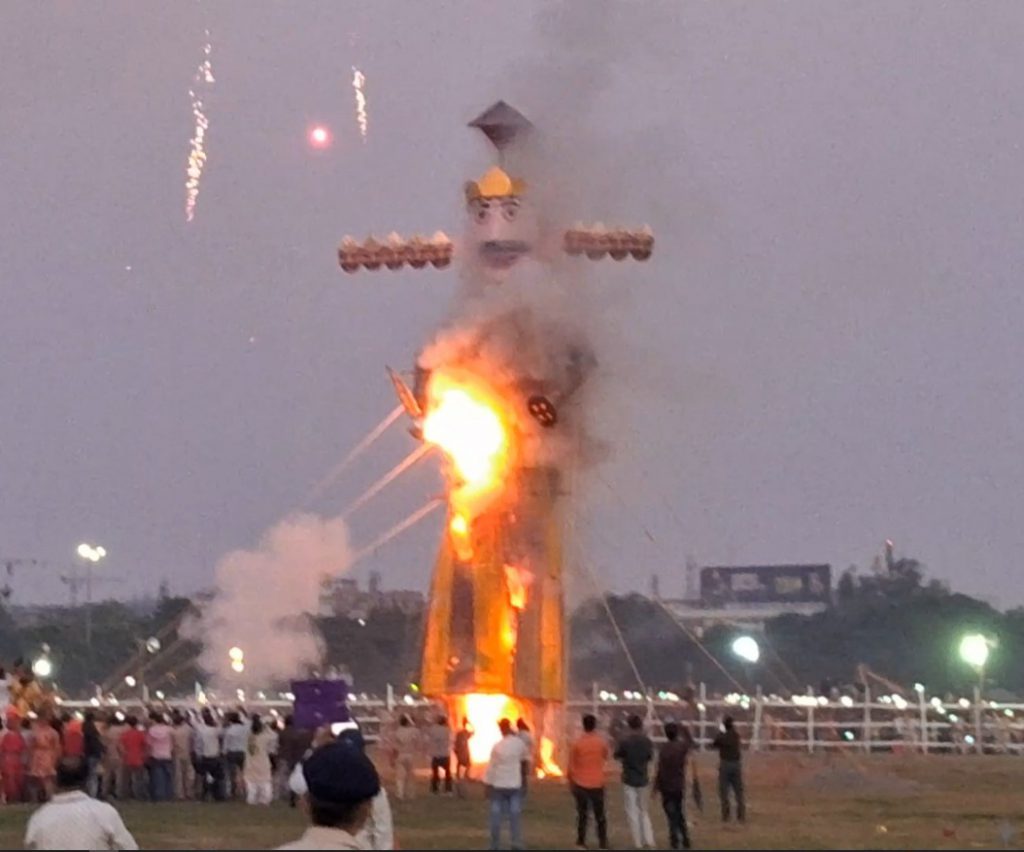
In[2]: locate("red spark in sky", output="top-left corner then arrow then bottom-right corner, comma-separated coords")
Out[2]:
309,125 -> 331,149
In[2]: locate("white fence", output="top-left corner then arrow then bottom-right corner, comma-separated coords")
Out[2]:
60,683 -> 1024,756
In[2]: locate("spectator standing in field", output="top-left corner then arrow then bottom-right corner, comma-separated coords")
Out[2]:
196,709 -> 224,802
484,718 -> 528,851
516,719 -> 535,797
290,724 -> 395,850
245,714 -> 276,805
277,715 -> 312,806
392,715 -> 420,801
568,713 -> 609,851
426,714 -> 453,795
61,713 -> 84,760
118,718 -> 147,801
27,715 -> 62,803
223,711 -> 249,800
614,714 -> 655,849
278,739 -> 383,851
1,714 -> 27,803
24,757 -> 137,851
146,712 -> 174,802
101,715 -> 124,800
82,712 -> 104,800
454,717 -> 473,792
654,722 -> 692,850
712,716 -> 745,823
170,711 -> 194,800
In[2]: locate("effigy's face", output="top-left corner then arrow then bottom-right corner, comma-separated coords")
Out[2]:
466,194 -> 539,282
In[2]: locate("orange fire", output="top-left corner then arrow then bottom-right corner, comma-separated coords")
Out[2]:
422,373 -> 510,496
449,513 -> 473,561
537,736 -> 563,778
450,693 -> 562,777
454,693 -> 525,765
504,564 -> 529,611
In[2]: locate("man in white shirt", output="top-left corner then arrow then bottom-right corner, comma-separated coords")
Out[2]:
223,711 -> 250,799
25,757 -> 138,851
484,718 -> 528,851
196,709 -> 225,801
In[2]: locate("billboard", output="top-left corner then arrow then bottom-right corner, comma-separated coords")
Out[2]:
699,564 -> 831,605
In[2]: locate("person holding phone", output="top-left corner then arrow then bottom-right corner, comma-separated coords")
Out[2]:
711,716 -> 745,823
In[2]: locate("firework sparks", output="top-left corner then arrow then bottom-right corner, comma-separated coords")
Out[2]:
185,30 -> 214,223
352,67 -> 368,143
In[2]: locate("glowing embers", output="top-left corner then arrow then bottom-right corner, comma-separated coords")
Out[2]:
423,372 -> 511,504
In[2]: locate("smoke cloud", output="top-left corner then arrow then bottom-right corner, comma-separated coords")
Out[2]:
187,512 -> 350,687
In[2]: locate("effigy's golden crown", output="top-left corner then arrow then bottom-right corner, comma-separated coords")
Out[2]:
464,166 -> 526,202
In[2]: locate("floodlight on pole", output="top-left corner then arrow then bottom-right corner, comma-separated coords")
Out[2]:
32,657 -> 53,679
959,633 -> 992,670
731,635 -> 761,664
76,542 -> 107,649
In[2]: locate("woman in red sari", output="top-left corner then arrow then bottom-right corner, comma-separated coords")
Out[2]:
0,713 -> 26,803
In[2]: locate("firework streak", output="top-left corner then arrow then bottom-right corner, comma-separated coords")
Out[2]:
185,30 -> 214,222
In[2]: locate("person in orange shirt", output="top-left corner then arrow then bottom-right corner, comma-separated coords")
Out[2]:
119,716 -> 148,800
568,714 -> 610,850
27,716 -> 62,802
61,713 -> 85,759
0,713 -> 26,803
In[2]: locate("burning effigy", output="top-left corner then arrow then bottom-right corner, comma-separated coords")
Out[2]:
340,101 -> 652,769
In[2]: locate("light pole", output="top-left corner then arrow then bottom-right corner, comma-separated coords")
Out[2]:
32,646 -> 54,680
731,636 -> 761,665
731,635 -> 763,749
76,543 -> 107,649
959,633 -> 992,689
959,632 -> 995,755
132,636 -> 161,702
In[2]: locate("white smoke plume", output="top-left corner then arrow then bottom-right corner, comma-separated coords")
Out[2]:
187,513 -> 350,687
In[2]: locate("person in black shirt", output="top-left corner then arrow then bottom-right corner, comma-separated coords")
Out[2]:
654,722 -> 692,849
711,716 -> 745,822
613,715 -> 655,848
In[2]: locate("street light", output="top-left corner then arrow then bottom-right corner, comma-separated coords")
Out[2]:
76,542 -> 107,649
129,636 -> 162,702
959,634 -> 992,671
732,635 -> 761,664
32,657 -> 53,679
229,646 -> 245,673
959,632 -> 995,755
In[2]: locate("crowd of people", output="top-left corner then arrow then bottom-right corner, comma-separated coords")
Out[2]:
11,702 -> 748,851
0,705 -> 321,808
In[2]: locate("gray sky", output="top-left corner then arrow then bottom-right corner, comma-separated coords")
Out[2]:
2,1 -> 1023,607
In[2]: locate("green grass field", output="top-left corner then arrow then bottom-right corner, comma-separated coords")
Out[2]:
0,753 -> 1021,849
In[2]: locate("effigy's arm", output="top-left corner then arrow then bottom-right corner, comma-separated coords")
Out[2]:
563,224 -> 654,261
338,232 -> 454,273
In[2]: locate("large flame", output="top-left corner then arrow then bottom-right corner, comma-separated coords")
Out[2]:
450,693 -> 562,777
455,693 -> 524,765
538,736 -> 563,778
423,374 -> 509,493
